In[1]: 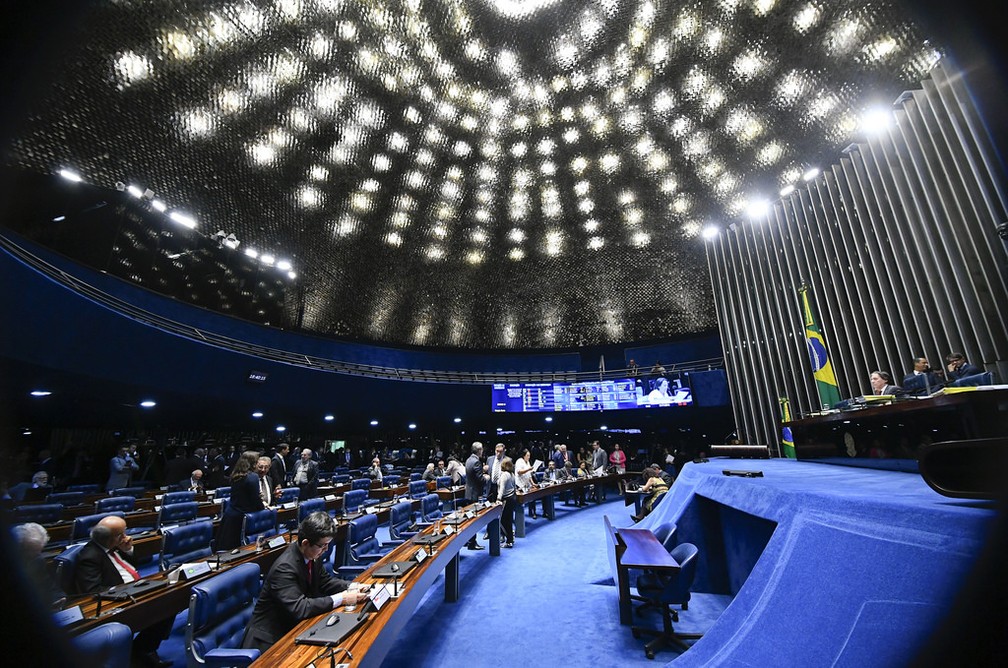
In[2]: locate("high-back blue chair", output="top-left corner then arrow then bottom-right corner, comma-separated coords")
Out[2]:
95,496 -> 136,514
111,486 -> 146,498
297,497 -> 327,523
73,621 -> 133,668
213,486 -> 232,500
67,484 -> 101,494
72,511 -> 126,542
388,501 -> 417,542
161,521 -> 215,571
158,501 -> 199,529
338,514 -> 388,577
653,522 -> 678,551
47,491 -> 85,506
631,542 -> 702,659
383,474 -> 401,487
186,562 -> 261,668
241,508 -> 277,545
408,480 -> 428,500
14,503 -> 64,525
417,493 -> 443,526
409,472 -> 422,482
332,474 -> 351,486
276,487 -> 300,504
435,476 -> 451,489
163,490 -> 196,505
351,478 -> 371,491
342,489 -> 367,514
54,542 -> 88,596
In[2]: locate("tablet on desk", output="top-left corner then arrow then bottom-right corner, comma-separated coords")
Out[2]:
101,579 -> 167,600
294,612 -> 367,647
372,560 -> 416,579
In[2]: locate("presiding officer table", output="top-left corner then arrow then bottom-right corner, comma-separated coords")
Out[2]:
253,501 -> 502,668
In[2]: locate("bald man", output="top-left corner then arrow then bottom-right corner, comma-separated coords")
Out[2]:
75,515 -> 172,666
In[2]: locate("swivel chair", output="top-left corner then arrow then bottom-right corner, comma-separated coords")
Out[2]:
161,521 -> 215,571
73,621 -> 133,668
631,542 -> 703,659
185,562 -> 261,667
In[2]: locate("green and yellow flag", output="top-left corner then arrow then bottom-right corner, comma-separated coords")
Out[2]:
779,397 -> 796,459
798,285 -> 841,410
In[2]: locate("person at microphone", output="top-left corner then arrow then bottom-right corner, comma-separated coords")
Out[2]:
901,357 -> 944,396
242,512 -> 366,654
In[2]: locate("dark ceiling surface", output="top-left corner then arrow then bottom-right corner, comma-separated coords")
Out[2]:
0,0 -> 995,349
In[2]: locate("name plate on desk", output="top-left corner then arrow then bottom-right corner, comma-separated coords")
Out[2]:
213,498 -> 225,505
267,535 -> 287,549
365,506 -> 379,514
414,548 -> 427,564
443,525 -> 455,535
53,605 -> 84,627
282,501 -> 297,510
155,494 -> 164,502
324,494 -> 337,502
465,510 -> 475,519
180,561 -> 212,580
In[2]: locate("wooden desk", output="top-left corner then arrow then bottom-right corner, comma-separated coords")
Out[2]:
514,473 -> 633,538
370,485 -> 409,500
609,525 -> 679,625
253,502 -> 502,667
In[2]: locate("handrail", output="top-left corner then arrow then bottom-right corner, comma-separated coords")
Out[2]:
2,233 -> 724,385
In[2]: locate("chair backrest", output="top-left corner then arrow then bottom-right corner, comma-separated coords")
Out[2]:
163,490 -> 196,505
160,521 -> 215,571
73,621 -> 133,668
389,501 -> 414,540
351,477 -> 371,491
187,562 -> 261,667
420,493 -> 442,521
408,480 -> 428,499
653,522 -> 678,551
213,486 -> 232,499
409,472 -> 422,482
343,489 -> 367,514
95,496 -> 136,514
111,487 -> 146,498
14,503 -> 64,525
67,484 -> 101,494
54,542 -> 88,596
47,491 -> 85,506
297,497 -> 326,523
277,487 -> 300,504
332,474 -> 351,485
241,508 -> 278,545
347,514 -> 379,561
661,543 -> 699,607
383,474 -> 401,487
435,476 -> 451,489
72,511 -> 126,542
159,501 -> 199,528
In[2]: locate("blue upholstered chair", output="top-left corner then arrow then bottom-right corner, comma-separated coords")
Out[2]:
383,474 -> 401,487
95,495 -> 136,514
631,542 -> 702,659
111,486 -> 146,498
213,486 -> 232,500
342,489 -> 367,514
67,484 -> 101,494
163,490 -> 196,505
72,511 -> 126,542
276,487 -> 300,504
409,472 -> 422,482
338,514 -> 389,578
351,478 -> 371,491
186,562 -> 261,667
408,480 -> 428,500
161,521 -> 215,571
241,508 -> 277,545
297,497 -> 327,523
158,501 -> 200,529
332,474 -> 351,485
47,491 -> 85,506
416,493 -> 443,527
14,503 -> 64,525
388,501 -> 417,542
653,522 -> 678,551
73,621 -> 133,668
435,476 -> 451,490
54,542 -> 88,596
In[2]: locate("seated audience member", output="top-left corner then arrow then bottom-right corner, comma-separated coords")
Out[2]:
186,468 -> 205,493
631,468 -> 670,523
365,456 -> 384,483
433,460 -> 446,477
14,522 -> 64,605
945,352 -> 984,385
75,516 -> 173,667
241,512 -> 366,653
422,462 -> 437,482
445,457 -> 465,485
20,471 -> 52,502
869,370 -> 900,396
902,357 -> 944,396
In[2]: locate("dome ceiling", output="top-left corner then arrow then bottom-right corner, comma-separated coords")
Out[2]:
7,0 -> 945,348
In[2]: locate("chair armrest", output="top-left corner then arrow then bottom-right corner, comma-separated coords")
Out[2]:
204,648 -> 260,667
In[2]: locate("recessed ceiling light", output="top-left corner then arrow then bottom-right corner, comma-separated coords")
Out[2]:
30,390 -> 52,397
140,400 -> 157,408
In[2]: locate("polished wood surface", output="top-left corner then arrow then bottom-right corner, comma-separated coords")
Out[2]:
253,502 -> 502,668
611,526 -> 679,625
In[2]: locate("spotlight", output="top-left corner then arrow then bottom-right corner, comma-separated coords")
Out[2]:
59,169 -> 82,182
30,390 -> 52,397
324,415 -> 334,421
140,400 -> 157,408
701,225 -> 720,240
370,419 -> 379,426
252,411 -> 264,418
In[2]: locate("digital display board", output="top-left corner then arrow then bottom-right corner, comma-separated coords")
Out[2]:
492,377 -> 692,413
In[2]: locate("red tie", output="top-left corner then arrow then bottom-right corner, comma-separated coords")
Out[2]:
109,550 -> 140,581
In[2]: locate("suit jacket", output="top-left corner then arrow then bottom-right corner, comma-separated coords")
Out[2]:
591,448 -> 608,471
948,362 -> 982,381
270,455 -> 288,489
879,384 -> 899,396
465,454 -> 484,502
242,542 -> 351,652
75,540 -> 140,595
106,455 -> 138,491
293,460 -> 319,498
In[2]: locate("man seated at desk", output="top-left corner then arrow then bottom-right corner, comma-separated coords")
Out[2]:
945,352 -> 985,386
75,515 -> 173,667
242,511 -> 366,653
869,370 -> 900,396
902,357 -> 945,396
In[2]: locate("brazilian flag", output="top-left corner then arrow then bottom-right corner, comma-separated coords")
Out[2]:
779,397 -> 796,459
799,285 -> 841,410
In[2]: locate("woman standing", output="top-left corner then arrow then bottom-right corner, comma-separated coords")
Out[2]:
217,451 -> 267,550
497,457 -> 517,548
514,448 -> 538,519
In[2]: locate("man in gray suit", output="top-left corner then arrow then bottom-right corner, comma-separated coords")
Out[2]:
869,370 -> 900,396
105,445 -> 138,492
464,441 -> 487,550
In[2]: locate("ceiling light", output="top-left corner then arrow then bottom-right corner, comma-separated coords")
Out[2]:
140,400 -> 156,408
324,414 -> 335,421
252,411 -> 264,418
276,425 -> 286,432
58,169 -> 82,182
30,390 -> 52,397
701,225 -> 720,240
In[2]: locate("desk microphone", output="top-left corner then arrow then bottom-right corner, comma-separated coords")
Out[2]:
391,563 -> 400,596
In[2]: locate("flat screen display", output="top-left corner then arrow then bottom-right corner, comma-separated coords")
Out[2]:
491,376 -> 692,413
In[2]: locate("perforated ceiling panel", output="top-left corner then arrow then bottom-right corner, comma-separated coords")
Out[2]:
7,0 -> 942,348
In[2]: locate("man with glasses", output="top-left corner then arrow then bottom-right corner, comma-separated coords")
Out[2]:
242,511 -> 366,653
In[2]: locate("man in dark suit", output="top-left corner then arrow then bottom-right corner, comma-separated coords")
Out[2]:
945,352 -> 984,385
869,370 -> 900,396
241,512 -> 365,653
902,357 -> 944,395
270,443 -> 290,490
464,442 -> 487,550
185,468 -> 205,493
291,448 -> 319,500
75,515 -> 172,667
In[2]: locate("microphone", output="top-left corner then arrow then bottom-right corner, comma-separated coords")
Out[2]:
391,562 -> 401,596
